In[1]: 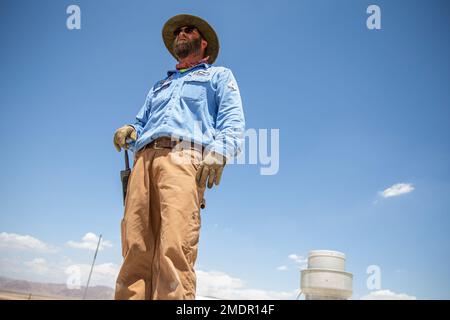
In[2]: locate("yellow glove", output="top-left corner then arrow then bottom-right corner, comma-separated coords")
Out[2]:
113,125 -> 137,152
196,151 -> 226,189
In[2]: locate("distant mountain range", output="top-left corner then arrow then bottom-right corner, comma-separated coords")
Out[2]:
0,276 -> 114,300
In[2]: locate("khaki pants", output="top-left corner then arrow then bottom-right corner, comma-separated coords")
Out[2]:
115,144 -> 205,300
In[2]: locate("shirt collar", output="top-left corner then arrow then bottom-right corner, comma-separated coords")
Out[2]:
167,62 -> 211,77
176,56 -> 210,70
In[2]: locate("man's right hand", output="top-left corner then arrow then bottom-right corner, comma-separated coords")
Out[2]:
113,125 -> 137,152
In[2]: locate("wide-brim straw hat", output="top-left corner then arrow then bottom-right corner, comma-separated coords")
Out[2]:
162,14 -> 220,64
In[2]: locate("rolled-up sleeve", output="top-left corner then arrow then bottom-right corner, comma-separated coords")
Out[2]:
212,69 -> 246,160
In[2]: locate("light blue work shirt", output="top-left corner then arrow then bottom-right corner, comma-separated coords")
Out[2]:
129,63 -> 245,160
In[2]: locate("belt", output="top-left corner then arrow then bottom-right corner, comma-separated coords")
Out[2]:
143,136 -> 204,151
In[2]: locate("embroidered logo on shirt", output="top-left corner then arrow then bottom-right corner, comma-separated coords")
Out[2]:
192,70 -> 210,76
227,80 -> 238,91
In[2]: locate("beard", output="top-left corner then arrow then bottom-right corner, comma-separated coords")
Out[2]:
173,37 -> 202,59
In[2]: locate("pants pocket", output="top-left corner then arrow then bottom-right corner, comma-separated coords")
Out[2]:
189,148 -> 202,171
188,149 -> 206,209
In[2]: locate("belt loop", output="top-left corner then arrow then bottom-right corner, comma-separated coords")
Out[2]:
153,139 -> 164,150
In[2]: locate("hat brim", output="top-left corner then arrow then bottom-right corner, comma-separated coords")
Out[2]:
162,14 -> 219,64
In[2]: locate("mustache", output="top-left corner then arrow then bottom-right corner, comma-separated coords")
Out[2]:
173,37 -> 202,59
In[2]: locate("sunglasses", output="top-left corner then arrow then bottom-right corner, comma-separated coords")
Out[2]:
173,25 -> 197,37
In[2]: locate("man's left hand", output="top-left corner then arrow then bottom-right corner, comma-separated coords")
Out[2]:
196,151 -> 226,189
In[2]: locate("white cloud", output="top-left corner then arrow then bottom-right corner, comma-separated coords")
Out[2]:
65,262 -> 119,288
1,256 -> 65,284
0,232 -> 58,253
0,255 -> 119,289
288,254 -> 308,269
196,270 -> 297,300
276,265 -> 288,271
288,254 -> 304,263
66,233 -> 112,251
380,183 -> 414,198
24,258 -> 50,274
361,289 -> 416,300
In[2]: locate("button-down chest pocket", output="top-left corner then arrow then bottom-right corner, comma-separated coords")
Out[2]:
152,80 -> 172,105
181,74 -> 211,102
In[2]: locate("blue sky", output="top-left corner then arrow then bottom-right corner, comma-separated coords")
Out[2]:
1,0 -> 449,299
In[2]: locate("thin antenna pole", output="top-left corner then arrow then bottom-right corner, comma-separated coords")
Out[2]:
83,234 -> 102,300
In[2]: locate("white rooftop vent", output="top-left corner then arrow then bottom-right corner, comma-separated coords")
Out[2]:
300,250 -> 353,300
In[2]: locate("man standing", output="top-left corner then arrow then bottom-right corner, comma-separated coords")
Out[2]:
113,14 -> 245,300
